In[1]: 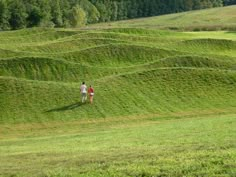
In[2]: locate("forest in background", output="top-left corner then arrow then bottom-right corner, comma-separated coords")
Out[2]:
0,0 -> 235,30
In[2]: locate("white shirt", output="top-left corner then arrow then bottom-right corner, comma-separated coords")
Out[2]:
80,84 -> 87,93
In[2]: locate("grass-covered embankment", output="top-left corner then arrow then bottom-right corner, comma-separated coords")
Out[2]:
0,28 -> 236,123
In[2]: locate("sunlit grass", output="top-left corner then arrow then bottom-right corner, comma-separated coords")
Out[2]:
87,5 -> 236,31
0,114 -> 235,176
0,6 -> 236,176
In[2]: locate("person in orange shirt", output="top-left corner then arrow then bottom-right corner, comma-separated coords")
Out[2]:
88,85 -> 94,104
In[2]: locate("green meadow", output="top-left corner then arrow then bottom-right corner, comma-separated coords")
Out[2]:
0,6 -> 236,177
88,5 -> 236,31
1,114 -> 236,176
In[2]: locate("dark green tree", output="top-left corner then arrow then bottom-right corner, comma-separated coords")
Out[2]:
0,0 -> 10,30
127,0 -> 138,18
117,0 -> 128,20
27,6 -> 42,27
185,0 -> 194,10
95,2 -> 109,22
223,0 -> 236,5
60,0 -> 71,27
110,1 -> 118,21
211,0 -> 223,7
37,0 -> 53,27
8,0 -> 28,30
51,0 -> 63,27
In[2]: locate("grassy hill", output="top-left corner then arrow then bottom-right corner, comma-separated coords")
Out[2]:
0,28 -> 236,123
0,6 -> 236,177
87,5 -> 236,31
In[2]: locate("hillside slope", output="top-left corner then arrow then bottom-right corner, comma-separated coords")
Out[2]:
1,6 -> 236,177
87,5 -> 236,31
0,6 -> 236,123
0,27 -> 236,123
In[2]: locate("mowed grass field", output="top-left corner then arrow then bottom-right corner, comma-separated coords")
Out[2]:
0,6 -> 236,177
0,114 -> 236,176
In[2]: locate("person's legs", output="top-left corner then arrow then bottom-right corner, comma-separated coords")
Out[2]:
82,93 -> 87,103
90,96 -> 93,104
81,94 -> 84,103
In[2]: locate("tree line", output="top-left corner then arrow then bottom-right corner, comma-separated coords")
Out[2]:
0,0 -> 235,30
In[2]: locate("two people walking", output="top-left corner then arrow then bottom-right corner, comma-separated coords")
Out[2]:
80,82 -> 94,104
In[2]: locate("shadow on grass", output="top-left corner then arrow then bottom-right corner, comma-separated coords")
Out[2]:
226,31 -> 236,35
45,102 -> 85,112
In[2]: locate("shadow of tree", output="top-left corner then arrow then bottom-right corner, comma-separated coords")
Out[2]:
45,102 -> 85,112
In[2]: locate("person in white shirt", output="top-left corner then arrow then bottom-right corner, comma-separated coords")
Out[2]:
80,82 -> 87,103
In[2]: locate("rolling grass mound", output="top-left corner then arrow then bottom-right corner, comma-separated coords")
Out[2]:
0,28 -> 78,39
0,25 -> 236,123
16,38 -> 127,53
58,44 -> 183,66
0,57 -> 126,82
1,67 -> 235,123
176,38 -> 236,54
1,55 -> 235,83
76,30 -> 189,46
103,28 -> 179,36
0,29 -> 78,46
148,55 -> 236,70
0,48 -> 28,58
164,39 -> 236,59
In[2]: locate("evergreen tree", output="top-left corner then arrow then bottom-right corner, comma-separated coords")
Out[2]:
0,0 -> 10,30
185,0 -> 194,10
193,0 -> 203,9
223,0 -> 236,5
149,0 -> 159,16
